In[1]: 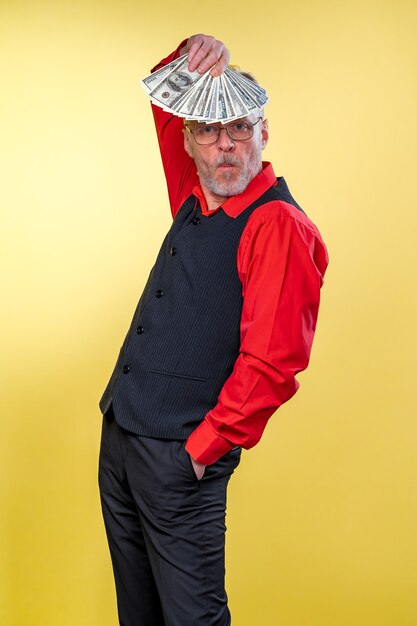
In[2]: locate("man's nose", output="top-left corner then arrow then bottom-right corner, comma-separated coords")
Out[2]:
217,127 -> 235,151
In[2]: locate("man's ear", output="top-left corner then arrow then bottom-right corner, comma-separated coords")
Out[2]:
261,119 -> 269,150
183,128 -> 194,158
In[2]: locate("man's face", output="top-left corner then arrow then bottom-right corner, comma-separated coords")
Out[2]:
183,113 -> 269,198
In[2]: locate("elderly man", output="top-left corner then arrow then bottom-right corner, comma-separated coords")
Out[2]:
98,33 -> 329,626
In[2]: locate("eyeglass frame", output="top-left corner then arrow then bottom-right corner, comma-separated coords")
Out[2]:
184,117 -> 264,145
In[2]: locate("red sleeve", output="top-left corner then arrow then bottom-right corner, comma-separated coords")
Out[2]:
150,39 -> 199,218
185,203 -> 329,465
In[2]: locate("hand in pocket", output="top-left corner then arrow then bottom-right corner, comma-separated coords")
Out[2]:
189,455 -> 206,481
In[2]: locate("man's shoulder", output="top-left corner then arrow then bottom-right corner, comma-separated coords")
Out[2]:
247,183 -> 323,240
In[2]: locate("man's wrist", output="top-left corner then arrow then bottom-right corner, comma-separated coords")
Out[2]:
185,416 -> 236,465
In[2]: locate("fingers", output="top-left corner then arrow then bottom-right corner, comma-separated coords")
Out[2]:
210,48 -> 230,77
186,34 -> 230,76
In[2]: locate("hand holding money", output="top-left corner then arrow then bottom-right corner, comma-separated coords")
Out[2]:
141,35 -> 268,125
180,33 -> 230,77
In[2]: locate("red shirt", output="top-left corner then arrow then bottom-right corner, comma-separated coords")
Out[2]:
151,43 -> 329,465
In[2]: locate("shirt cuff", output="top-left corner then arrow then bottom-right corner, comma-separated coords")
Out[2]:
151,38 -> 189,73
185,416 -> 236,465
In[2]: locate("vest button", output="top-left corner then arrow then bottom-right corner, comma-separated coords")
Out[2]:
192,216 -> 200,225
136,326 -> 144,334
156,289 -> 164,298
169,246 -> 177,256
123,365 -> 130,374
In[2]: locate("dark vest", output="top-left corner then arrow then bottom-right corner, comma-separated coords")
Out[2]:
99,177 -> 303,439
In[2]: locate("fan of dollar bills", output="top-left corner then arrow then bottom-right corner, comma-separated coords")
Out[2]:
141,54 -> 268,124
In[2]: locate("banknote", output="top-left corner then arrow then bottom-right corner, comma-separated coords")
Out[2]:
216,76 -> 228,121
141,54 -> 187,94
148,57 -> 205,110
175,73 -> 212,118
141,54 -> 268,123
203,78 -> 218,120
223,77 -> 249,119
225,69 -> 267,108
236,72 -> 268,105
192,75 -> 215,119
224,69 -> 260,114
221,75 -> 239,120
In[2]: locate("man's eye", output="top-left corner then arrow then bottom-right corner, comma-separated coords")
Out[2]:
233,123 -> 249,131
199,126 -> 216,134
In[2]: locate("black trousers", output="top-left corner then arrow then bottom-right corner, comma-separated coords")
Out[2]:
98,406 -> 242,626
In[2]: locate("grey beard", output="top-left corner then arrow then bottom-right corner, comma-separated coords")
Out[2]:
203,170 -> 250,198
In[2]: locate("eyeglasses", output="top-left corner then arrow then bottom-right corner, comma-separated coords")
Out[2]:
185,117 -> 263,145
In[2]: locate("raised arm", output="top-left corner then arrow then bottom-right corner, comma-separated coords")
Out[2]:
150,35 -> 230,218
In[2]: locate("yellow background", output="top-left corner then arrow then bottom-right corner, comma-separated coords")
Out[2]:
1,1 -> 416,624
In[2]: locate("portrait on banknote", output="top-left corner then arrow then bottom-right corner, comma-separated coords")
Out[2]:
166,71 -> 193,93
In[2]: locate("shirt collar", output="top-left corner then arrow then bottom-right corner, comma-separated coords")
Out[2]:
192,162 -> 278,218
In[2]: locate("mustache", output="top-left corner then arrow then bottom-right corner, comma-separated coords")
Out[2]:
213,155 -> 240,167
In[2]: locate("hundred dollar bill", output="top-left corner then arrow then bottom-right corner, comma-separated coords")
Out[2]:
173,72 -> 213,115
148,57 -> 205,110
202,77 -> 219,121
175,73 -> 212,118
223,76 -> 248,119
226,68 -> 267,106
232,70 -> 268,105
141,54 -> 187,94
223,77 -> 250,119
220,75 -> 233,120
167,66 -> 211,113
191,75 -> 215,119
229,66 -> 267,95
224,69 -> 260,112
216,76 -> 228,121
